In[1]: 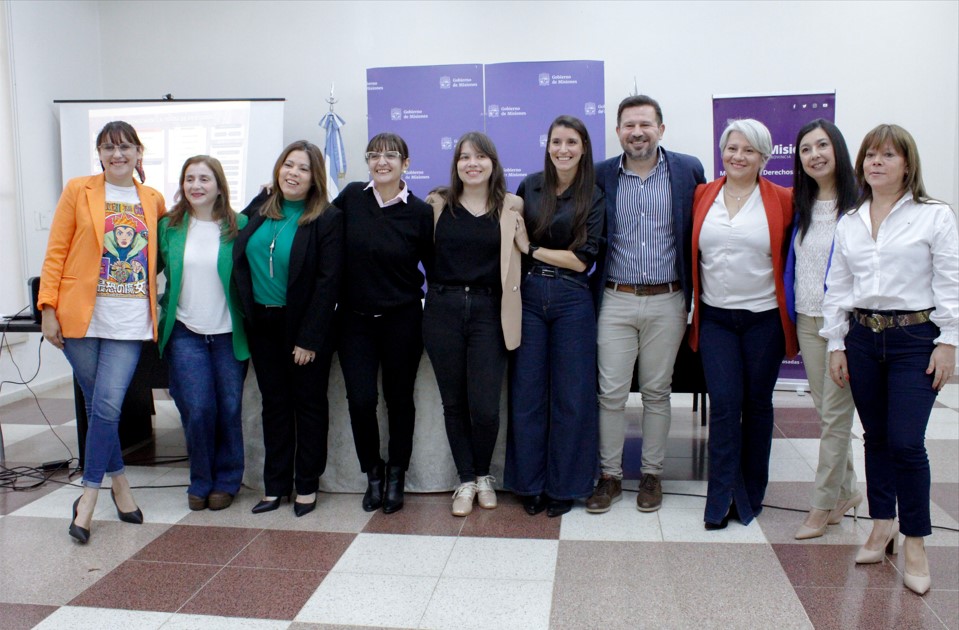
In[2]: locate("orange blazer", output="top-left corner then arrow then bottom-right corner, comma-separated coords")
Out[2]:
689,176 -> 798,358
38,173 -> 166,339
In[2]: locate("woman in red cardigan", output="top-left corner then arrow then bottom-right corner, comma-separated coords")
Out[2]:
690,119 -> 798,530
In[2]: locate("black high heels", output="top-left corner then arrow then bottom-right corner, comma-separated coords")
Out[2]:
251,495 -> 286,514
546,498 -> 574,518
383,466 -> 405,514
705,503 -> 738,530
293,496 -> 317,517
362,462 -> 385,512
111,488 -> 143,524
522,494 -> 548,516
68,497 -> 90,544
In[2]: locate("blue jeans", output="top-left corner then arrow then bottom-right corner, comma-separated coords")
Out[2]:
62,337 -> 143,488
506,273 -> 598,499
422,285 -> 506,483
845,319 -> 939,537
167,321 -> 248,498
699,304 -> 785,525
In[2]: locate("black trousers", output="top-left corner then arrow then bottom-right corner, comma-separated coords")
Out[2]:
248,305 -> 333,497
422,286 -> 507,483
337,301 -> 423,472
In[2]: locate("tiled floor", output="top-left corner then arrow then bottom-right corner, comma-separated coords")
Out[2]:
0,381 -> 956,629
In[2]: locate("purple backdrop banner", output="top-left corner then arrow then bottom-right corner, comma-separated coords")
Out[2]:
712,92 -> 836,383
712,92 -> 836,188
367,64 -> 484,196
485,61 -> 605,192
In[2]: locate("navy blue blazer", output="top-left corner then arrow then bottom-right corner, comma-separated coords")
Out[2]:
590,149 -> 706,312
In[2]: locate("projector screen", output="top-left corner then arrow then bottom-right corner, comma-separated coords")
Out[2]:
57,99 -> 285,211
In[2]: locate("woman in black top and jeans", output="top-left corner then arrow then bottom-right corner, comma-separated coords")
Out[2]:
424,132 -> 525,517
505,115 -> 605,517
333,133 -> 433,514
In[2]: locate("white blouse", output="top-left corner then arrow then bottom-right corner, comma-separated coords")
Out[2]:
177,217 -> 232,335
794,199 -> 839,317
820,194 -> 959,351
699,185 -> 778,312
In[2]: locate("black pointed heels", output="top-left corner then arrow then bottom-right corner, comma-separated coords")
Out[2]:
111,488 -> 144,524
68,497 -> 90,544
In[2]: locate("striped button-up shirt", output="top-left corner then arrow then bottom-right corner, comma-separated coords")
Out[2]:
607,149 -> 677,285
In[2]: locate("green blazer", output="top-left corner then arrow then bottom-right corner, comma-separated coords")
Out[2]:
158,213 -> 250,360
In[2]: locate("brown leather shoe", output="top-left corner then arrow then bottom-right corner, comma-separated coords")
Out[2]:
207,491 -> 234,511
188,494 -> 207,511
636,474 -> 662,512
585,475 -> 622,513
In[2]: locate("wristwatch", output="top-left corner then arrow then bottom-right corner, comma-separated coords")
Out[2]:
528,245 -> 539,258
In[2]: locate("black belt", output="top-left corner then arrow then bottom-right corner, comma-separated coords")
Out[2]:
853,308 -> 932,333
431,283 -> 495,295
528,265 -> 587,280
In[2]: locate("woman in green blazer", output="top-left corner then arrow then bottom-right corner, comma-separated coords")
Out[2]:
158,156 -> 249,511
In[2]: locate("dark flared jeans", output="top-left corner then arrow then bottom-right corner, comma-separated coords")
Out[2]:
845,318 -> 939,537
423,285 -> 507,484
699,303 -> 785,525
338,302 -> 423,472
167,320 -> 248,498
506,273 -> 598,499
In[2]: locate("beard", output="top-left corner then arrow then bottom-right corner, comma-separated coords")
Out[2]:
622,138 -> 658,162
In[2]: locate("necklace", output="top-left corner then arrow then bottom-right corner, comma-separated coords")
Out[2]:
269,215 -> 296,278
462,201 -> 487,217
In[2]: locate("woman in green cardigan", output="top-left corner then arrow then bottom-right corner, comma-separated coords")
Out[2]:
158,156 -> 249,511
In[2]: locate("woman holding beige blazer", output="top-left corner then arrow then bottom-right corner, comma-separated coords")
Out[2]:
424,131 -> 526,517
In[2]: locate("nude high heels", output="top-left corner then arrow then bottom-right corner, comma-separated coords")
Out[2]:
855,520 -> 899,564
902,536 -> 931,595
827,493 -> 863,525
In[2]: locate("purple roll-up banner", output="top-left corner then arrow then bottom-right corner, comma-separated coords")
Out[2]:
712,91 -> 837,386
485,60 -> 605,192
367,64 -> 484,197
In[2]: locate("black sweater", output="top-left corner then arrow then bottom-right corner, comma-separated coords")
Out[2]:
333,182 -> 434,314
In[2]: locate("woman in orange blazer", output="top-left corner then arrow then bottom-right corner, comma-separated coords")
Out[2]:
689,119 -> 797,530
38,121 -> 166,544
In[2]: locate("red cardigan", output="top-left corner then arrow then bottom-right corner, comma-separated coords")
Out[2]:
689,176 -> 798,358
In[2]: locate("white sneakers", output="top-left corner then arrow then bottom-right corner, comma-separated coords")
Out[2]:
451,481 -> 477,516
475,475 -> 497,509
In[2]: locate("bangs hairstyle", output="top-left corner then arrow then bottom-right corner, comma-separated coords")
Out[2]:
96,120 -> 146,182
537,115 -> 595,250
447,131 -> 506,221
792,119 -> 857,242
854,124 -> 929,205
262,140 -> 330,225
366,132 -> 410,160
167,155 -> 239,240
720,118 -> 773,167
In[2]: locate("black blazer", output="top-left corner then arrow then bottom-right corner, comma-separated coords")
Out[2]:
233,190 -> 344,352
590,149 -> 706,312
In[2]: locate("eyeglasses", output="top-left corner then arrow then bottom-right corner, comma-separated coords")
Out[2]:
365,151 -> 402,162
98,143 -> 138,154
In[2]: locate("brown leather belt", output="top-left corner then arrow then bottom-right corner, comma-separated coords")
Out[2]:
853,308 -> 932,333
606,281 -> 680,296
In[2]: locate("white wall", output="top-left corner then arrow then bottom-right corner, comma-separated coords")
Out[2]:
1,0 -> 102,402
4,0 -> 958,399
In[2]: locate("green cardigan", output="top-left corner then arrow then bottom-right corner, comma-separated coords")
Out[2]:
157,213 -> 250,360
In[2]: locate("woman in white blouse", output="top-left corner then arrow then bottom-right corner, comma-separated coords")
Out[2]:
822,124 -> 958,595
689,119 -> 798,530
785,120 -> 860,540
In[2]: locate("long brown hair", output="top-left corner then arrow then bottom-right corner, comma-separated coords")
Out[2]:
261,140 -> 330,225
166,155 -> 238,240
445,132 -> 506,221
536,115 -> 595,250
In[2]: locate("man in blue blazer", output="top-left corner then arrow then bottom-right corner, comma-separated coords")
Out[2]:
587,95 -> 706,514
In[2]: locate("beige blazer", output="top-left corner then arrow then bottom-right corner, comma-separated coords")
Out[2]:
429,193 -> 526,350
